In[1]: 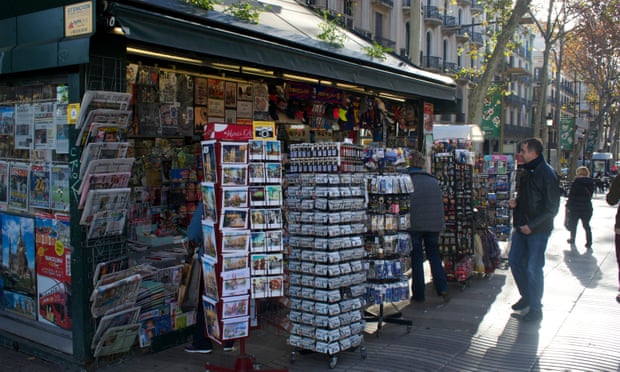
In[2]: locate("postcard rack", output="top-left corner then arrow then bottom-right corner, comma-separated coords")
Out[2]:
364,171 -> 413,335
286,142 -> 368,369
200,129 -> 288,372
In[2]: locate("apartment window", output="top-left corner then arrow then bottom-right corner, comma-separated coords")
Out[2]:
344,0 -> 353,16
375,12 -> 383,40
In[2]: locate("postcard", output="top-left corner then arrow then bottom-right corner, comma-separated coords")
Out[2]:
224,81 -> 237,108
250,231 -> 266,253
248,163 -> 265,184
220,208 -> 248,229
221,276 -> 250,297
266,253 -> 284,275
202,296 -> 220,339
251,276 -> 268,298
265,185 -> 282,206
264,141 -> 281,161
221,294 -> 249,319
222,252 -> 249,273
265,208 -> 282,229
221,229 -> 250,252
250,208 -> 266,230
248,140 -> 264,161
268,275 -> 284,297
220,142 -> 248,164
201,182 -> 217,224
265,163 -> 282,184
201,255 -> 218,301
265,230 -> 283,252
249,187 -> 266,207
222,316 -> 249,340
222,187 -> 248,208
237,83 -> 253,101
201,141 -> 217,183
201,222 -> 217,259
221,164 -> 247,186
251,254 -> 267,276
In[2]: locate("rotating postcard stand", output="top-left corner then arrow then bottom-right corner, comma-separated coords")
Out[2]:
200,124 -> 288,372
363,149 -> 414,336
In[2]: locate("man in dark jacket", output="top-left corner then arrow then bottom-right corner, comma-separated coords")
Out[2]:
508,138 -> 561,321
566,166 -> 595,249
408,150 -> 449,303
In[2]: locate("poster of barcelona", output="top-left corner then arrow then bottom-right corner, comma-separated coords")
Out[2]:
1,213 -> 37,319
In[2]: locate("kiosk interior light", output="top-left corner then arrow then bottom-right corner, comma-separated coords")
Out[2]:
126,47 -> 203,65
112,27 -> 125,36
241,66 -> 275,77
320,80 -> 333,86
378,92 -> 406,102
336,82 -> 365,93
211,62 -> 240,72
282,73 -> 319,84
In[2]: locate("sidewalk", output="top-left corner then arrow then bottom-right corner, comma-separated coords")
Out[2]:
2,195 -> 620,371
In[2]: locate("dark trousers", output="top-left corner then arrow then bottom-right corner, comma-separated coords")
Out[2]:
567,210 -> 592,246
410,231 -> 448,301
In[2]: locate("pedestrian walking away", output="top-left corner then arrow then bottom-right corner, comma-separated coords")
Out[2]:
407,150 -> 450,303
605,175 -> 620,304
565,166 -> 594,250
508,138 -> 560,321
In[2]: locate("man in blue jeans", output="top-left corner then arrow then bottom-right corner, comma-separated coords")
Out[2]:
508,138 -> 560,322
407,150 -> 449,303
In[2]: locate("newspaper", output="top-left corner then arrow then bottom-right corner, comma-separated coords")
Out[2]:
76,91 -> 132,130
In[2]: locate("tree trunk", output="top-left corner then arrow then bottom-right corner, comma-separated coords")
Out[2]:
467,0 -> 533,126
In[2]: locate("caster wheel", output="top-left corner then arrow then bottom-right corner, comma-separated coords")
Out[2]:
329,356 -> 338,369
289,351 -> 296,364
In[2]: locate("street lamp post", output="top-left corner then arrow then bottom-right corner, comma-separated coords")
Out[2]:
546,113 -> 553,164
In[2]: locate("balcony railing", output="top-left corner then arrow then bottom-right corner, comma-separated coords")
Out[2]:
443,16 -> 457,28
371,0 -> 394,8
423,6 -> 442,22
471,32 -> 484,44
420,54 -> 442,70
374,36 -> 396,50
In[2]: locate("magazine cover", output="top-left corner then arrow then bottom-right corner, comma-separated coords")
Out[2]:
0,105 -> 15,135
1,213 -> 36,319
50,165 -> 71,212
8,162 -> 29,211
54,102 -> 69,154
0,161 -> 8,206
35,213 -> 72,330
29,165 -> 50,209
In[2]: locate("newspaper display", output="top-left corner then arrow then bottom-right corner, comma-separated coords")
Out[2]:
91,305 -> 141,350
15,103 -> 34,149
78,172 -> 131,209
80,187 -> 131,225
79,142 -> 130,178
89,273 -> 142,318
33,102 -> 55,150
75,91 -> 132,131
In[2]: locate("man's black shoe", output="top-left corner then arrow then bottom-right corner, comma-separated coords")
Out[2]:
511,298 -> 529,310
522,309 -> 543,322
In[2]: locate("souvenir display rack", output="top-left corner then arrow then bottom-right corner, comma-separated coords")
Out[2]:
473,154 -> 515,242
363,147 -> 413,335
286,142 -> 368,369
432,141 -> 475,288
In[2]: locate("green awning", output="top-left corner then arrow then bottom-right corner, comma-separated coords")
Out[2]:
109,1 -> 457,107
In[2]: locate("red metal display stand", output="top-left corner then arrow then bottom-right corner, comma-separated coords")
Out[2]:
204,339 -> 288,372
